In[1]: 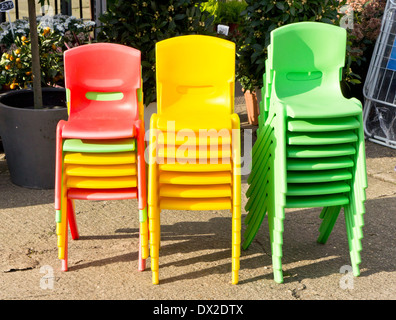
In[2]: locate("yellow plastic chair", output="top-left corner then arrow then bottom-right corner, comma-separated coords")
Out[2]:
148,35 -> 241,285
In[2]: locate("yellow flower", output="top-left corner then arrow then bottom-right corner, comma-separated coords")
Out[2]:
42,27 -> 51,36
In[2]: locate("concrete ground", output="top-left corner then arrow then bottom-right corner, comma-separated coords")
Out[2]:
0,100 -> 395,301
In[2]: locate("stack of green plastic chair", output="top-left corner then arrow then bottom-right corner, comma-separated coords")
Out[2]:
243,22 -> 368,284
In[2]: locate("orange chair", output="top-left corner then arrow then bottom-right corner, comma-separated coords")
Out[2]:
54,43 -> 148,272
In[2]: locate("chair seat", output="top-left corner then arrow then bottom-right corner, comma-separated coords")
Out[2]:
159,162 -> 232,172
160,197 -> 232,210
157,131 -> 231,146
286,181 -> 351,196
62,117 -> 136,139
286,156 -> 354,171
157,145 -> 231,160
286,169 -> 352,183
63,138 -> 136,153
156,105 -> 232,132
159,184 -> 232,198
287,131 -> 358,145
286,194 -> 349,208
66,176 -> 137,188
64,151 -> 136,165
287,117 -> 361,132
68,187 -> 138,200
287,144 -> 356,158
278,92 -> 362,119
65,164 -> 136,177
159,171 -> 232,185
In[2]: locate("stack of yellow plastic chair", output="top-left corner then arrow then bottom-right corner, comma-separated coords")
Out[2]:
243,22 -> 368,283
148,35 -> 241,285
54,43 -> 148,272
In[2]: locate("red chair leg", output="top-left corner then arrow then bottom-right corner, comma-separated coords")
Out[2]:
136,120 -> 148,271
138,232 -> 146,272
67,199 -> 79,240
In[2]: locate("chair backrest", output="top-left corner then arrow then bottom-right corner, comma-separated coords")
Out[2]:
64,43 -> 141,121
270,22 -> 346,81
156,35 -> 235,114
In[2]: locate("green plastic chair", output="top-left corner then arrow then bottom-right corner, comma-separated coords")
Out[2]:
243,22 -> 368,283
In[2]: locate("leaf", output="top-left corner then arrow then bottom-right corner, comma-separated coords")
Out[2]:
252,43 -> 263,51
276,2 -> 285,10
265,3 -> 274,13
174,14 -> 186,20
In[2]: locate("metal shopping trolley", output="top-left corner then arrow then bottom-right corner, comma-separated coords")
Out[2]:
363,0 -> 396,148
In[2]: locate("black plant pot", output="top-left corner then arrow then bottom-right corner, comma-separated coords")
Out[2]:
0,88 -> 68,189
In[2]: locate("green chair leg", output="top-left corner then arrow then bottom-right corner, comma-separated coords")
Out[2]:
317,205 -> 342,244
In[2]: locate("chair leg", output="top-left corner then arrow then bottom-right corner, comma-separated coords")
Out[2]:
268,202 -> 284,284
140,208 -> 149,259
149,204 -> 160,284
231,113 -> 241,284
344,191 -> 364,277
58,187 -> 69,272
61,228 -> 68,272
139,208 -> 149,271
232,205 -> 241,285
317,205 -> 341,244
136,120 -> 149,270
138,230 -> 146,272
67,199 -> 79,240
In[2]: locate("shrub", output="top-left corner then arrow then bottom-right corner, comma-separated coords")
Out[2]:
1,29 -> 63,90
235,0 -> 349,92
0,15 -> 95,90
0,14 -> 95,52
202,0 -> 247,25
346,0 -> 386,84
98,0 -> 216,106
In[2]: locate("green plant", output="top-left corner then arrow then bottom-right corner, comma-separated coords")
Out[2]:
343,0 -> 386,97
236,0 -> 347,92
217,0 -> 248,25
0,29 -> 63,90
98,0 -> 216,106
202,0 -> 247,25
0,15 -> 94,91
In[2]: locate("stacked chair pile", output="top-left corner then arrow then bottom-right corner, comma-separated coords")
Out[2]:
243,22 -> 368,283
54,43 -> 148,272
148,35 -> 241,285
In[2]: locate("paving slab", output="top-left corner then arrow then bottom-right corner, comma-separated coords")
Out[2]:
0,103 -> 395,301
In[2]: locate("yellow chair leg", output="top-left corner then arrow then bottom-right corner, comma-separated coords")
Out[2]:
231,113 -> 241,284
149,204 -> 160,284
232,205 -> 241,285
139,207 -> 149,259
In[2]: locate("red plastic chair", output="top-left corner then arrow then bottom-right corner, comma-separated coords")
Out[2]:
54,43 -> 148,272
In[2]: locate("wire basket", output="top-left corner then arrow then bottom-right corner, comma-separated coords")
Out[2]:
363,0 -> 396,148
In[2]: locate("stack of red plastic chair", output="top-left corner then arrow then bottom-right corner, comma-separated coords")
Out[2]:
54,43 -> 148,272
